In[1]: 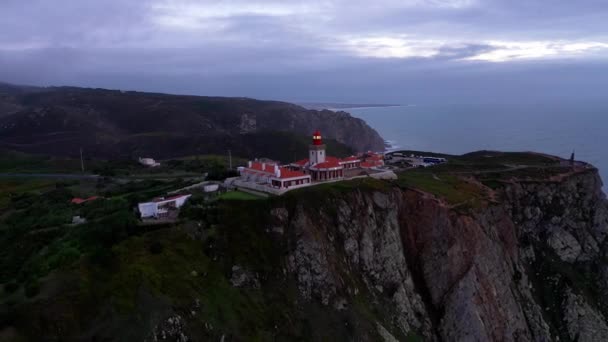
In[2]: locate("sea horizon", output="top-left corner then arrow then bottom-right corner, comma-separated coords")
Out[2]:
347,103 -> 608,191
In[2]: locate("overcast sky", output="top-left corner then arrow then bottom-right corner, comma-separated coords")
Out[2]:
1,0 -> 607,103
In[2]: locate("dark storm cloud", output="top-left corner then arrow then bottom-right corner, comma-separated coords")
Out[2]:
0,0 -> 607,102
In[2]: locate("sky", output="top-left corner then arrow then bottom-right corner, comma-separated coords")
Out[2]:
1,0 -> 607,103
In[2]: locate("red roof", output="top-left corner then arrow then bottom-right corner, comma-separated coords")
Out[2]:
276,167 -> 308,179
312,160 -> 342,169
293,159 -> 309,166
71,196 -> 100,204
340,156 -> 360,163
249,161 -> 277,174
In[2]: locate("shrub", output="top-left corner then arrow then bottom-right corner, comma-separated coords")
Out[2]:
149,241 -> 163,255
3,281 -> 19,294
24,280 -> 40,298
89,247 -> 115,267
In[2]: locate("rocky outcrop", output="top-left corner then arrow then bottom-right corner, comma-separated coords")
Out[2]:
268,169 -> 608,341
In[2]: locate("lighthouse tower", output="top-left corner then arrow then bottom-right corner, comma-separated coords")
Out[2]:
309,130 -> 326,165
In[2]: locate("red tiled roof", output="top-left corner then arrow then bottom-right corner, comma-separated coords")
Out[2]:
71,196 -> 100,204
312,160 -> 342,169
340,156 -> 360,163
293,159 -> 309,166
276,167 -> 308,179
249,161 -> 277,174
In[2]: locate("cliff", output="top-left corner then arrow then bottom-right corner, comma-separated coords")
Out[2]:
0,84 -> 385,160
252,167 -> 606,341
2,154 -> 608,341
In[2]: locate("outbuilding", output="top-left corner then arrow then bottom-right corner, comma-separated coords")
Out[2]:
138,194 -> 192,219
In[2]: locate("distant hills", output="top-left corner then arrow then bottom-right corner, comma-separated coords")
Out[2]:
0,83 -> 385,162
297,102 -> 400,110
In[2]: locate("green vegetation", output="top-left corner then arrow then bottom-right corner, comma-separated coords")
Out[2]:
0,178 -> 55,209
0,149 -> 106,174
396,171 -> 485,206
0,149 -> 242,181
1,85 -> 379,163
458,151 -> 559,166
0,182 -> 139,288
389,150 -> 570,204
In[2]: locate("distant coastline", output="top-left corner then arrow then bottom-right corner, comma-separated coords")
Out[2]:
298,102 -> 403,111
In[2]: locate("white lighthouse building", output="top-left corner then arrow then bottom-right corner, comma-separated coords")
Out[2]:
309,130 -> 326,164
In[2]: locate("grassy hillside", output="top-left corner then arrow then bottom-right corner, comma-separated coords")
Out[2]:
0,85 -> 384,160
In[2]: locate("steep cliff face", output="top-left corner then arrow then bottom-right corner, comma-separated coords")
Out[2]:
270,169 -> 608,341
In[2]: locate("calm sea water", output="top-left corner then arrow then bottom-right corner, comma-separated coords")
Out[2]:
348,103 -> 608,191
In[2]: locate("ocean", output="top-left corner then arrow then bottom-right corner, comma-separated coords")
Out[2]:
347,103 -> 608,191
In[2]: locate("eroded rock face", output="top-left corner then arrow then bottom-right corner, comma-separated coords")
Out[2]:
230,265 -> 260,289
285,191 -> 435,339
149,315 -> 189,342
239,113 -> 256,134
276,170 -> 608,341
562,287 -> 608,341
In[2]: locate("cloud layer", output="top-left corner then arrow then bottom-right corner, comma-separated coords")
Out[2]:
1,0 -> 607,102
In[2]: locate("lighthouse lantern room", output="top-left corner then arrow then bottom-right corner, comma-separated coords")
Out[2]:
309,130 -> 326,164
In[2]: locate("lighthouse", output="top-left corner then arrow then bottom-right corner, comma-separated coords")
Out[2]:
309,130 -> 326,165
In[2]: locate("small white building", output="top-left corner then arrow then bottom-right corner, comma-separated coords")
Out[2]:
203,184 -> 220,192
138,194 -> 191,219
139,157 -> 161,167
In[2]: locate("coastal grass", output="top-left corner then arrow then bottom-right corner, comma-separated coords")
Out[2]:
457,151 -> 559,166
396,170 -> 485,205
390,150 -> 560,171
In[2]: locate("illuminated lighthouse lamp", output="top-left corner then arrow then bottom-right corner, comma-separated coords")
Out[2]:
312,130 -> 323,146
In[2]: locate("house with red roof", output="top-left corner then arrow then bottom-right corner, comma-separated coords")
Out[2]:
239,160 -> 312,190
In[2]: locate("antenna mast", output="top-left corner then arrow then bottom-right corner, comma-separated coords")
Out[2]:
80,147 -> 85,172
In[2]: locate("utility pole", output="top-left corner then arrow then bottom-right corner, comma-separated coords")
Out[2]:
228,150 -> 232,170
80,147 -> 85,172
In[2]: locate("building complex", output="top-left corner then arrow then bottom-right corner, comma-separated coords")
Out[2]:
233,130 -> 392,194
